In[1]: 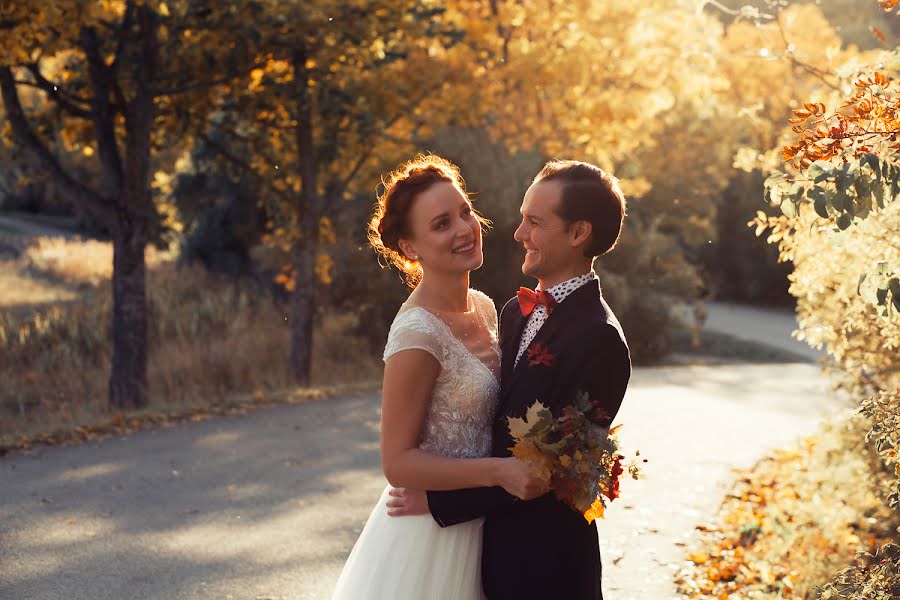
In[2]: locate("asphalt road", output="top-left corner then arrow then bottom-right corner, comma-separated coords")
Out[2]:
0,214 -> 76,239
1,359 -> 847,600
704,301 -> 825,362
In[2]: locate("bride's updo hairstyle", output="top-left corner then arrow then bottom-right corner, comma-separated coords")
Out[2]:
369,154 -> 489,287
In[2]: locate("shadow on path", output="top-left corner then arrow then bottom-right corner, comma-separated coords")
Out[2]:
1,361 -> 846,600
2,392 -> 384,600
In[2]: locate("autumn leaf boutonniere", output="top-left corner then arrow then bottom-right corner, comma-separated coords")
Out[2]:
526,342 -> 555,367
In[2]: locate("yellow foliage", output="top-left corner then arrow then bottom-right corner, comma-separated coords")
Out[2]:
315,253 -> 334,285
676,415 -> 897,599
319,216 -> 336,245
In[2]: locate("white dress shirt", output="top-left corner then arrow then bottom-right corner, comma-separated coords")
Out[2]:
514,272 -> 598,367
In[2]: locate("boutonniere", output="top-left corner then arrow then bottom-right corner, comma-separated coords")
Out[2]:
526,342 -> 555,367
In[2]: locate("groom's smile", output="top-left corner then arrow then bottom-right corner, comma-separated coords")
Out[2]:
515,180 -> 588,289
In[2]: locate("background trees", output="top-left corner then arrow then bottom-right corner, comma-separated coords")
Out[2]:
2,0 -> 895,433
0,0 -> 252,408
199,0 -> 468,384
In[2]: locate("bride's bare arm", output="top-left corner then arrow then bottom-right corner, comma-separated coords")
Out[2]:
380,349 -> 542,497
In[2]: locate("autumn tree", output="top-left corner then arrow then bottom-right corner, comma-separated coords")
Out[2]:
192,1 -> 466,384
748,3 -> 900,591
758,67 -> 900,391
239,0 -> 800,370
0,0 -> 252,408
441,0 -> 749,353
755,67 -> 900,600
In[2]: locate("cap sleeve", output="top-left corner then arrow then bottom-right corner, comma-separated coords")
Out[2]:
382,307 -> 446,364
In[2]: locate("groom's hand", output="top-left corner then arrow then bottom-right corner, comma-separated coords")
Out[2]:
386,487 -> 429,517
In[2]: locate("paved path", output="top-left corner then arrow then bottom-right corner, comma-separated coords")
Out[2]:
0,214 -> 77,239
1,361 -> 847,600
704,301 -> 825,362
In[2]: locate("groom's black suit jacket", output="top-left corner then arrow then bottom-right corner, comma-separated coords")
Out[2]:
427,279 -> 631,600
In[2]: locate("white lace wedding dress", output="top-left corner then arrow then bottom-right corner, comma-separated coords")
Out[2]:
331,289 -> 500,600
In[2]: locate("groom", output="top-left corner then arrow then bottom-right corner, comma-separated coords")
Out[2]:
388,160 -> 631,600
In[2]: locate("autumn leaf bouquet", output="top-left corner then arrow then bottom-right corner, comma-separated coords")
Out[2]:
507,391 -> 641,523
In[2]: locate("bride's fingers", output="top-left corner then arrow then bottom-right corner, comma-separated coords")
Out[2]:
388,488 -> 404,497
385,498 -> 405,508
387,503 -> 412,516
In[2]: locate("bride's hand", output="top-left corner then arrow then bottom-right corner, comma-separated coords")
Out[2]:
494,457 -> 549,501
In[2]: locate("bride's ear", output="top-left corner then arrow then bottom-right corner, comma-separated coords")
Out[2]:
398,238 -> 419,262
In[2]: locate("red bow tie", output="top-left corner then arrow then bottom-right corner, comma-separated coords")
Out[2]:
517,287 -> 557,317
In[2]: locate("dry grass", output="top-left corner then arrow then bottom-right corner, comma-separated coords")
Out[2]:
0,237 -> 383,444
0,267 -> 78,306
0,235 -> 173,308
19,235 -> 172,285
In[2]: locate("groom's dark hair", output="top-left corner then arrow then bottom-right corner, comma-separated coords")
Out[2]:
533,160 -> 627,258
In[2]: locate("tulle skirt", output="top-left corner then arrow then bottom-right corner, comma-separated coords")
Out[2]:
332,485 -> 486,600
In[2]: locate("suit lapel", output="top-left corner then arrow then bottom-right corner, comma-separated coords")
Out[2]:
501,307 -> 527,384
505,281 -> 599,394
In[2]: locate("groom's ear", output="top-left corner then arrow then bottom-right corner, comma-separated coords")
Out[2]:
569,220 -> 593,249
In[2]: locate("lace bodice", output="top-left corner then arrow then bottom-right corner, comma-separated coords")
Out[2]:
382,290 -> 501,459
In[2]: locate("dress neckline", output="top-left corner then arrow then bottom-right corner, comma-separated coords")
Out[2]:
402,298 -> 500,384
402,289 -> 476,316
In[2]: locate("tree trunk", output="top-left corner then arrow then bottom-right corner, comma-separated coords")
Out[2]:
289,234 -> 317,385
109,223 -> 149,409
107,3 -> 156,409
289,43 -> 320,385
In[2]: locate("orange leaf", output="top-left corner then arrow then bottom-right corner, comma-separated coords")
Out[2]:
583,497 -> 605,523
690,552 -> 711,564
782,145 -> 800,161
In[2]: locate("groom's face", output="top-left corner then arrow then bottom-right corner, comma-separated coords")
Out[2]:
514,180 -> 580,287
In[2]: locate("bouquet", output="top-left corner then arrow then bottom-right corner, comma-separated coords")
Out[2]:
507,391 -> 642,523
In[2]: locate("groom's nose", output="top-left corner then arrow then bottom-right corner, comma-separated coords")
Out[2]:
514,220 -> 527,242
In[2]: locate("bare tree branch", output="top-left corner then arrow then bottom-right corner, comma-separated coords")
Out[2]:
208,123 -> 287,175
775,17 -> 841,93
0,66 -> 116,227
21,64 -> 95,119
331,83 -> 439,202
109,0 -> 136,109
154,77 -> 235,97
110,1 -> 135,74
197,131 -> 291,202
81,26 -> 125,196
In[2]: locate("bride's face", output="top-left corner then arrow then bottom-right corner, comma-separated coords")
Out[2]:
399,181 -> 484,277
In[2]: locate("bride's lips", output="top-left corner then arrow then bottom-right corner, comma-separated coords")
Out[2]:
452,241 -> 476,255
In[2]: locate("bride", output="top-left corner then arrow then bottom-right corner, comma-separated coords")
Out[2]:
331,154 -> 546,599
